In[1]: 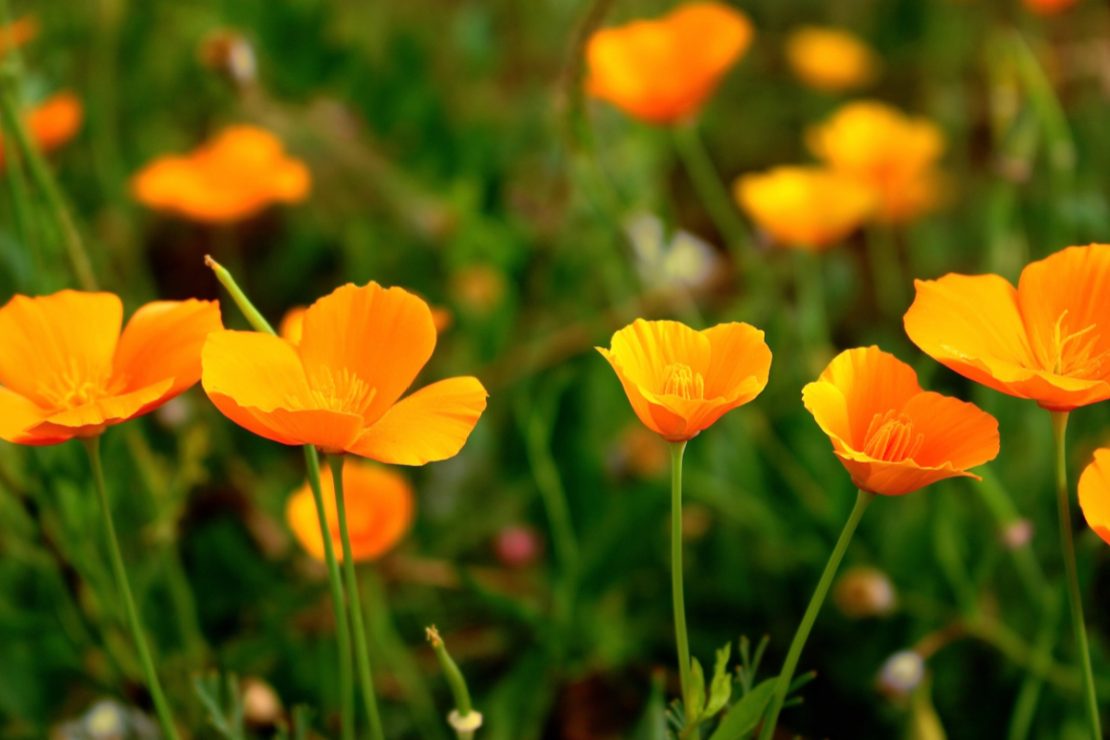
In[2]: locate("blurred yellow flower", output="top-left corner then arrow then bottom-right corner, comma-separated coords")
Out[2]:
734,166 -> 874,250
808,101 -> 944,223
585,2 -> 753,124
286,461 -> 414,563
786,27 -> 878,92
131,125 -> 310,224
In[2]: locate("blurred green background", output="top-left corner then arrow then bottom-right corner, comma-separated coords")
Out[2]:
2,0 -> 1110,738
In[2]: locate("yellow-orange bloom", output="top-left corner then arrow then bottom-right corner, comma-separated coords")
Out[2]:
808,101 -> 944,223
0,92 -> 83,169
803,347 -> 999,496
1024,0 -> 1078,14
598,319 -> 771,442
0,16 -> 37,55
131,125 -> 310,224
203,282 -> 488,464
905,245 -> 1110,412
585,2 -> 753,124
734,166 -> 874,250
0,290 -> 221,445
1079,449 -> 1110,546
786,27 -> 878,92
286,461 -> 414,562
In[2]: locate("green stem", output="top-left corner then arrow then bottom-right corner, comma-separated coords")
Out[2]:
1051,411 -> 1101,738
84,436 -> 179,740
866,224 -> 904,317
670,441 -> 694,725
208,257 -> 355,739
759,489 -> 873,740
672,123 -> 754,261
794,250 -> 829,370
427,626 -> 481,740
329,454 -> 386,740
307,447 -> 355,740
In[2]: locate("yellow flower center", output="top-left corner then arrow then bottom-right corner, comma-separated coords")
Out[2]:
1033,310 -> 1109,379
661,362 -> 705,400
863,410 -> 924,462
306,365 -> 378,415
36,359 -> 112,409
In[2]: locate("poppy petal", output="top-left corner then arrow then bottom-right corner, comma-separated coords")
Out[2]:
350,377 -> 488,465
27,379 -> 174,441
1079,448 -> 1110,546
701,322 -> 772,400
813,346 -> 921,449
0,291 -> 122,407
113,299 -> 222,396
298,283 -> 437,424
901,392 -> 1000,470
834,453 -> 977,496
0,387 -> 50,444
598,347 -> 688,440
608,319 -> 712,392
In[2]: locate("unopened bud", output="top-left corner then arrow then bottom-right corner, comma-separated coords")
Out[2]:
877,650 -> 925,699
834,566 -> 897,618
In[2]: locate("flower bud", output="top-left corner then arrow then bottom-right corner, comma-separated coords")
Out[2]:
834,566 -> 896,618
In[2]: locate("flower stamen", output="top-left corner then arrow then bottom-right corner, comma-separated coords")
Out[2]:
863,410 -> 924,462
661,362 -> 705,400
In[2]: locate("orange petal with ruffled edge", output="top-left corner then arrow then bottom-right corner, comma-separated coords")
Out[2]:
113,299 -> 222,397
1079,449 -> 1110,546
286,462 -> 414,562
351,377 -> 488,465
279,306 -> 306,345
201,330 -> 363,450
0,387 -> 50,444
0,291 -> 121,407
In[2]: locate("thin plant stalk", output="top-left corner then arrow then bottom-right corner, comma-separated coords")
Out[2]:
669,441 -> 694,722
206,256 -> 355,740
426,626 -> 482,740
1050,411 -> 1101,738
794,249 -> 829,370
84,436 -> 179,740
759,489 -> 874,740
329,454 -> 386,740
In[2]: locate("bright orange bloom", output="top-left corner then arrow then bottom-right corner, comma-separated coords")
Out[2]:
905,245 -> 1110,412
0,290 -> 222,445
286,461 -> 414,562
0,16 -> 37,55
585,2 -> 753,124
0,92 -> 83,169
808,101 -> 944,223
786,27 -> 878,92
803,347 -> 999,496
131,125 -> 310,224
203,282 -> 488,464
598,319 -> 771,442
1024,0 -> 1078,15
279,302 -> 450,346
1079,449 -> 1110,546
734,166 -> 874,250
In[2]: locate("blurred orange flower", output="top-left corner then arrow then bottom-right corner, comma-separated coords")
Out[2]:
598,319 -> 771,442
286,461 -> 414,562
808,101 -> 944,223
585,2 -> 753,124
1079,448 -> 1110,545
734,166 -> 874,250
0,291 -> 221,445
803,346 -> 999,496
0,16 -> 37,54
905,245 -> 1110,412
0,92 -> 83,169
203,282 -> 488,464
1024,0 -> 1078,15
131,125 -> 310,224
786,27 -> 879,92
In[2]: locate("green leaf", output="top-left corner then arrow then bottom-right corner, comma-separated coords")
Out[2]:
708,678 -> 777,740
706,643 -> 733,717
687,657 -> 707,725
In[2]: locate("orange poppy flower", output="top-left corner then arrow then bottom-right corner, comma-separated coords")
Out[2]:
1079,448 -> 1110,546
585,2 -> 753,124
803,347 -> 999,495
0,92 -> 83,169
904,245 -> 1110,412
808,101 -> 944,223
1024,0 -> 1078,14
786,27 -> 879,92
131,125 -> 310,224
286,461 -> 414,562
202,282 -> 488,464
0,290 -> 222,445
0,16 -> 37,55
279,302 -> 450,346
734,166 -> 874,250
598,319 -> 772,442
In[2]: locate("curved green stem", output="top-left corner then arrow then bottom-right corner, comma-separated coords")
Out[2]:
1051,411 -> 1101,738
307,448 -> 355,740
670,442 -> 694,723
329,454 -> 386,740
759,489 -> 873,740
84,437 -> 179,740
